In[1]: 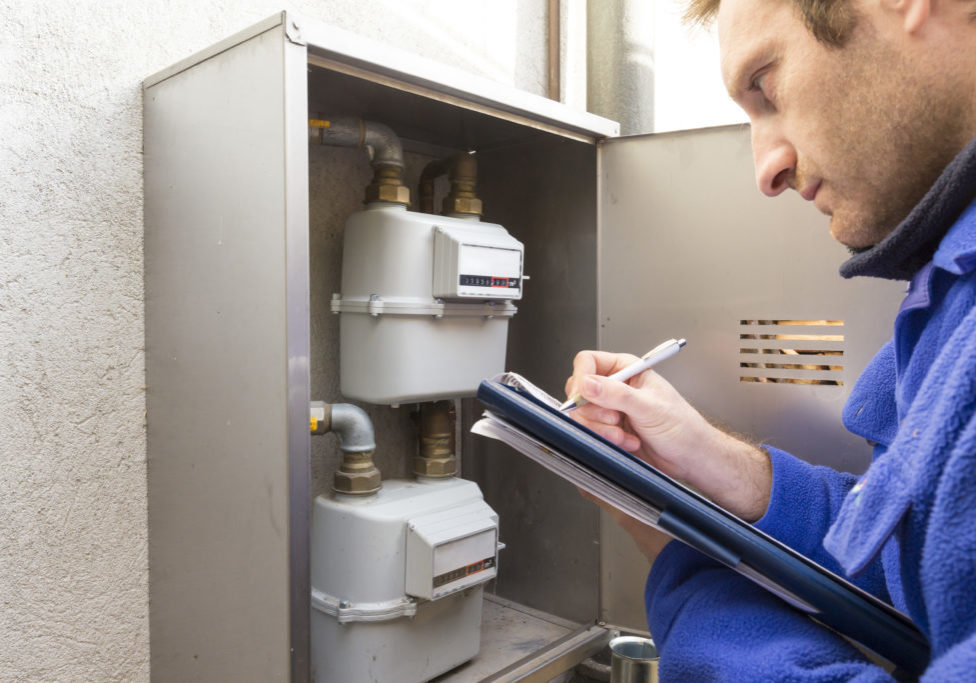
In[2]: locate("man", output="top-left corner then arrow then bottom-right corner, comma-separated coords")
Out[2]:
566,0 -> 976,678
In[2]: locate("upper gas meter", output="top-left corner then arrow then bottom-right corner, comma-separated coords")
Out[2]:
331,204 -> 525,405
432,223 -> 523,300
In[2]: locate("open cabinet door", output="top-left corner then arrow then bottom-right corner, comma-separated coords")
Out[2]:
145,16 -> 311,681
596,125 -> 904,629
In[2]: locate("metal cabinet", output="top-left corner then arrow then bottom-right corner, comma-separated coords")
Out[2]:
144,11 -> 903,681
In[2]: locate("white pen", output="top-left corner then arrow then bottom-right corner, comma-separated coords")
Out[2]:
559,338 -> 687,412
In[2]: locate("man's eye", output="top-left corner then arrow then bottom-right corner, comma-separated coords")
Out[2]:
749,72 -> 775,111
751,73 -> 767,96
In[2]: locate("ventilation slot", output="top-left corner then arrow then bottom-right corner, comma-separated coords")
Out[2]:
738,320 -> 844,386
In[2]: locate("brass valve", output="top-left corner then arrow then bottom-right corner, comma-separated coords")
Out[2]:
415,400 -> 457,478
418,152 -> 482,217
442,153 -> 482,217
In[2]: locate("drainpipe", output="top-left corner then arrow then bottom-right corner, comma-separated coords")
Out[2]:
587,0 -> 655,135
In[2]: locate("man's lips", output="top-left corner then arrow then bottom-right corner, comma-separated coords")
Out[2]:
799,180 -> 821,202
801,181 -> 831,215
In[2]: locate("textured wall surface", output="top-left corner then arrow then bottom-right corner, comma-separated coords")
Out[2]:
0,1 -> 550,679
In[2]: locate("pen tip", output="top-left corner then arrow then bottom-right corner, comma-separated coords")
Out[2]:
678,338 -> 687,347
559,394 -> 582,411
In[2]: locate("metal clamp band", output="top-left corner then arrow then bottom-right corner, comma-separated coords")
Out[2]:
311,587 -> 418,624
330,295 -> 518,319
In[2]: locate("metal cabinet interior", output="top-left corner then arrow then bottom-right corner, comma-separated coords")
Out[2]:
144,11 -> 905,681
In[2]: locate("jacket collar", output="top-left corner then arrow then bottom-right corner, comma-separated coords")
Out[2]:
896,201 -> 976,318
933,198 -> 976,276
839,135 -> 976,281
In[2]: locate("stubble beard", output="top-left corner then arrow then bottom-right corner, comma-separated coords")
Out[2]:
820,35 -> 971,250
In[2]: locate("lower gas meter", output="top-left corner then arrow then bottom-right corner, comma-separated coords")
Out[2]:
310,478 -> 501,682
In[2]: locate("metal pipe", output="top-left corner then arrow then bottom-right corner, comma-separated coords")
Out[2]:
310,116 -> 404,167
310,401 -> 381,495
415,400 -> 457,479
329,403 -> 376,453
586,0 -> 655,135
443,153 -> 482,217
547,0 -> 561,101
309,116 -> 410,206
418,157 -> 451,215
417,152 -> 482,217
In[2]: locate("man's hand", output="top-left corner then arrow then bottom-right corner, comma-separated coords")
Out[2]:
582,490 -> 672,564
566,350 -> 772,522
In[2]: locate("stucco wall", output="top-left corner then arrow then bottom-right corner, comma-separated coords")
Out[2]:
0,1 -> 553,679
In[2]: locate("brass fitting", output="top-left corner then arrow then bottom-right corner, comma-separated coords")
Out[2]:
442,153 -> 482,217
365,163 -> 411,206
415,400 -> 457,478
334,450 -> 382,495
418,153 -> 482,217
444,195 -> 483,216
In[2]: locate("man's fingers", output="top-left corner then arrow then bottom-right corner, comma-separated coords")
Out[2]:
573,402 -> 621,425
566,350 -> 641,396
578,488 -> 673,564
579,373 -> 644,412
576,419 -> 642,451
573,350 -> 640,376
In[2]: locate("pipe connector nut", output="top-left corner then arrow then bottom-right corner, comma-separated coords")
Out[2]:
334,467 -> 382,495
413,455 -> 457,478
442,195 -> 483,217
365,183 -> 411,205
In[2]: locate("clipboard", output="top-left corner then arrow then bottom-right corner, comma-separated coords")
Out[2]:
474,376 -> 930,676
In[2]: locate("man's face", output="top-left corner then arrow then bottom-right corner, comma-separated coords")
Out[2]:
718,0 -> 968,248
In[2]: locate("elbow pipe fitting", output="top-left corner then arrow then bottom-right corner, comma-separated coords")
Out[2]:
310,116 -> 410,206
328,402 -> 376,454
310,401 -> 381,496
360,121 -> 404,169
311,116 -> 404,168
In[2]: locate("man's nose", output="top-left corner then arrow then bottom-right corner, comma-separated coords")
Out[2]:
752,124 -> 796,197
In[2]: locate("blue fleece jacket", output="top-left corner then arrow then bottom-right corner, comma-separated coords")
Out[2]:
644,199 -> 976,679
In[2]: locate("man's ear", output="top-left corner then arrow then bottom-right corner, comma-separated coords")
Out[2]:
883,0 -> 932,34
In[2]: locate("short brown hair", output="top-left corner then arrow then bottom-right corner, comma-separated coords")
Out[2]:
684,0 -> 858,47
